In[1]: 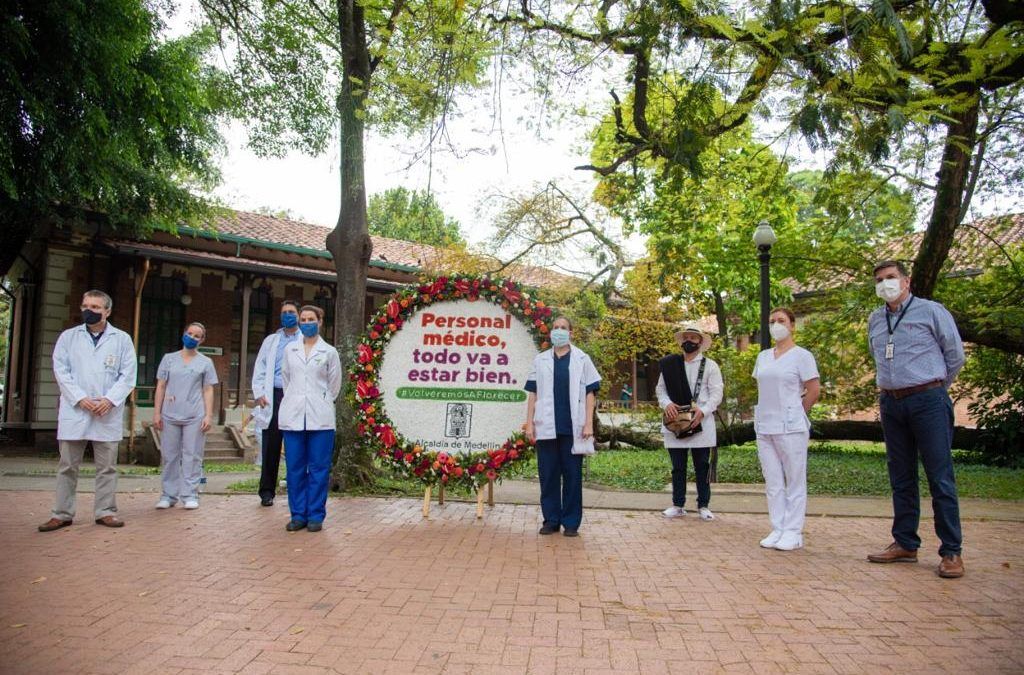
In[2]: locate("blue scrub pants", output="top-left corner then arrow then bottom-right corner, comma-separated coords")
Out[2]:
282,429 -> 334,525
536,434 -> 583,530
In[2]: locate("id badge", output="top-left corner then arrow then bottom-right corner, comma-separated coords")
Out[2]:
104,354 -> 117,368
885,341 -> 894,360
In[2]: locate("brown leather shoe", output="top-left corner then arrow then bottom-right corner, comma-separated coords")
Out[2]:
938,554 -> 965,578
94,516 -> 124,528
867,542 -> 918,563
38,518 -> 72,532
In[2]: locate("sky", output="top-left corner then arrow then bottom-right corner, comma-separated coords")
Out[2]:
168,3 -> 1018,272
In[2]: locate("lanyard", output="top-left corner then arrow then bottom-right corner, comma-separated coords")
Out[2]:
884,297 -> 914,340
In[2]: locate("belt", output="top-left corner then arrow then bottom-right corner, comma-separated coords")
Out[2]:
881,380 -> 943,400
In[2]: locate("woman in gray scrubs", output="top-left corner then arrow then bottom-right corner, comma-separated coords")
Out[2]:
153,322 -> 219,510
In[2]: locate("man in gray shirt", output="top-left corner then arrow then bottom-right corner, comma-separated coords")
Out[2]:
865,261 -> 966,578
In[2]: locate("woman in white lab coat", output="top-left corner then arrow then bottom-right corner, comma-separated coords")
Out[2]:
278,305 -> 342,532
753,307 -> 820,551
524,316 -> 601,537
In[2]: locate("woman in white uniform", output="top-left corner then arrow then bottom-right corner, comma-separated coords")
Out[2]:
153,322 -> 219,510
753,307 -> 820,551
278,305 -> 341,532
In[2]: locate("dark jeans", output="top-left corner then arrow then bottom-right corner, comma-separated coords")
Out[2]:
667,447 -> 711,509
536,435 -> 583,530
880,387 -> 962,556
258,387 -> 285,501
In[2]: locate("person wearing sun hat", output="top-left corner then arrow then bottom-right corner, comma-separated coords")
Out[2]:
655,322 -> 724,522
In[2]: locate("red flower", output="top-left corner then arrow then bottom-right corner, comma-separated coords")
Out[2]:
386,300 -> 400,319
369,331 -> 380,340
393,448 -> 403,460
357,343 -> 374,364
454,467 -> 464,477
455,279 -> 471,295
486,469 -> 497,480
356,423 -> 366,435
403,453 -> 414,463
509,449 -> 519,459
381,426 -> 397,448
476,463 -> 485,473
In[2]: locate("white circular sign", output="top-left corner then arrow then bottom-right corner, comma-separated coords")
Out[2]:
378,299 -> 539,455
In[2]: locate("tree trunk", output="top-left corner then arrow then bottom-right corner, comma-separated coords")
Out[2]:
596,419 -> 984,449
712,289 -> 728,341
911,99 -> 980,299
328,0 -> 375,491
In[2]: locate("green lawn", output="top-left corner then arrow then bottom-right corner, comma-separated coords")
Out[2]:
510,441 -> 1024,500
16,462 -> 261,477
225,442 -> 1024,500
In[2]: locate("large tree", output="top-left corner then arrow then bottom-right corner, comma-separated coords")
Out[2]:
200,1 -> 495,488
495,0 -> 1024,353
367,187 -> 464,246
0,0 -> 230,276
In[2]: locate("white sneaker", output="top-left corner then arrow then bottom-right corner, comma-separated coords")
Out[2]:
662,506 -> 687,518
183,499 -> 199,510
760,530 -> 783,548
698,507 -> 715,521
155,497 -> 173,509
774,532 -> 803,551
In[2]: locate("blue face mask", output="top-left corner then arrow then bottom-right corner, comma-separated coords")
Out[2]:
182,334 -> 200,350
299,322 -> 319,338
550,328 -> 571,347
281,312 -> 298,329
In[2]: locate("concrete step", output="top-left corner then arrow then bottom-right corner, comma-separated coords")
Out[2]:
202,455 -> 246,464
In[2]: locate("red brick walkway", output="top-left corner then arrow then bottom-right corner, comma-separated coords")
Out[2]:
1,491 -> 1022,674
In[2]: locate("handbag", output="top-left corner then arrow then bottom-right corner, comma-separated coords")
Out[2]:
663,358 -> 706,439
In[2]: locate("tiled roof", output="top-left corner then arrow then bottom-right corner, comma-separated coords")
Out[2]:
209,210 -> 578,289
878,213 -> 1024,271
793,213 -> 1024,295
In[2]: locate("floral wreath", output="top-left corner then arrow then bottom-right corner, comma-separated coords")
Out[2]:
352,275 -> 553,490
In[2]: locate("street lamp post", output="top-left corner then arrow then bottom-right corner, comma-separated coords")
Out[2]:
752,221 -> 777,350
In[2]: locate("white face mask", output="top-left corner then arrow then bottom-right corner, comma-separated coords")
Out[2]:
875,278 -> 903,303
769,322 -> 791,342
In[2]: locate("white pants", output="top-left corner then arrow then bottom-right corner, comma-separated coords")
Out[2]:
53,440 -> 119,520
160,420 -> 206,501
756,432 -> 809,534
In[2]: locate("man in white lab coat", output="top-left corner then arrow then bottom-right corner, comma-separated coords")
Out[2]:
251,300 -> 301,506
39,290 -> 137,531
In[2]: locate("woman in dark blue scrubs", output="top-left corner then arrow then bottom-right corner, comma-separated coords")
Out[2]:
523,316 -> 601,537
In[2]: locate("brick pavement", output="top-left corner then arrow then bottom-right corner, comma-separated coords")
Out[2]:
0,491 -> 1022,674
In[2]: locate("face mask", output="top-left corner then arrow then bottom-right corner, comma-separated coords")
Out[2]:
299,322 -> 319,338
82,309 -> 103,326
182,334 -> 200,350
875,278 -> 903,303
281,312 -> 298,329
769,323 -> 791,342
550,328 -> 570,347
681,341 -> 700,354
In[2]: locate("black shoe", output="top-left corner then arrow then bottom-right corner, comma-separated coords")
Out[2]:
261,497 -> 274,507
285,520 -> 306,532
307,522 -> 323,532
538,524 -> 559,535
563,529 -> 579,537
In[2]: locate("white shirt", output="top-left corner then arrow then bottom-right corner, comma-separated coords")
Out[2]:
527,345 -> 601,450
278,336 -> 342,432
752,346 -> 819,435
251,329 -> 297,430
53,323 -> 137,441
655,355 -> 724,448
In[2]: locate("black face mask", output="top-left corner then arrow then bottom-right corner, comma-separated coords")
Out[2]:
82,309 -> 103,326
682,341 -> 700,354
